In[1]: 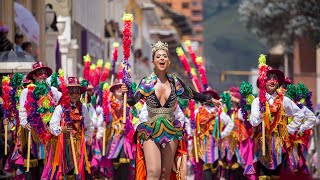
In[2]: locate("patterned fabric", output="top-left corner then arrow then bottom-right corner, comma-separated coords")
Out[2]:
135,139 -> 146,180
90,137 -> 113,178
106,133 -> 125,159
136,117 -> 183,147
137,73 -> 193,100
132,73 -> 209,148
196,106 -> 220,164
232,113 -> 250,142
42,105 -> 91,180
226,109 -> 252,166
253,92 -> 290,170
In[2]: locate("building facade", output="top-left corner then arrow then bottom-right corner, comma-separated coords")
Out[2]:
156,0 -> 204,55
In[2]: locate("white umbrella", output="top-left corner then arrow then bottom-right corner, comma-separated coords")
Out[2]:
14,2 -> 39,45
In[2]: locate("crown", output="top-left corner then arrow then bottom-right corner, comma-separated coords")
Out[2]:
151,41 -> 168,53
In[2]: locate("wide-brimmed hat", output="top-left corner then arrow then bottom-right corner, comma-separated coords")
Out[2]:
229,86 -> 241,103
110,79 -> 123,92
282,77 -> 293,90
284,77 -> 292,85
26,62 -> 52,80
256,67 -> 284,89
67,76 -> 87,94
202,88 -> 220,100
22,75 -> 32,84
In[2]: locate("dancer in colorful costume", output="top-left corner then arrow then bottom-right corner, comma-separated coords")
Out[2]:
121,41 -> 221,179
2,73 -> 24,175
220,86 -> 248,180
238,82 -> 256,179
14,62 -> 61,179
105,79 -> 134,180
90,104 -> 114,179
46,76 -> 93,179
284,83 -> 318,176
195,88 -> 234,180
250,61 -> 305,178
90,83 -> 114,179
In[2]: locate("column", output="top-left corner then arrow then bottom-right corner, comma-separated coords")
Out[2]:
33,0 -> 46,64
67,39 -> 79,77
45,31 -> 59,72
317,44 -> 320,104
0,0 -> 14,41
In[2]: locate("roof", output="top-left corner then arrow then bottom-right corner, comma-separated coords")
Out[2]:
151,0 -> 193,36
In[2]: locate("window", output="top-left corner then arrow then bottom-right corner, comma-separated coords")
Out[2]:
182,2 -> 189,9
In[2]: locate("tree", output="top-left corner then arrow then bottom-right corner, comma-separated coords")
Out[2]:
238,0 -> 320,46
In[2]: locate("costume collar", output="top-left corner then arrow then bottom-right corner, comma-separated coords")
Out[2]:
266,91 -> 277,99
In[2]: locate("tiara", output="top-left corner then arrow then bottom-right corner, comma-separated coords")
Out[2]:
151,41 -> 168,53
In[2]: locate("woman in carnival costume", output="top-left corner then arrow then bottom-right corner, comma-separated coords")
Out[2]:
194,88 -> 234,180
250,65 -> 305,179
12,62 -> 62,179
121,41 -> 221,179
138,98 -> 189,179
284,82 -> 318,176
44,76 -> 93,180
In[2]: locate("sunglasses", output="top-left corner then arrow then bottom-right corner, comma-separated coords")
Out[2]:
267,74 -> 278,81
68,87 -> 80,95
35,69 -> 48,77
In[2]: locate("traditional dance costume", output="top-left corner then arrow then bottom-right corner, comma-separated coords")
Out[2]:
250,89 -> 305,178
13,81 -> 61,179
43,76 -> 93,180
195,104 -> 234,179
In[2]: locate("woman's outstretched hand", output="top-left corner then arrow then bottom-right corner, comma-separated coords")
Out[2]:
121,83 -> 128,93
212,98 -> 222,107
